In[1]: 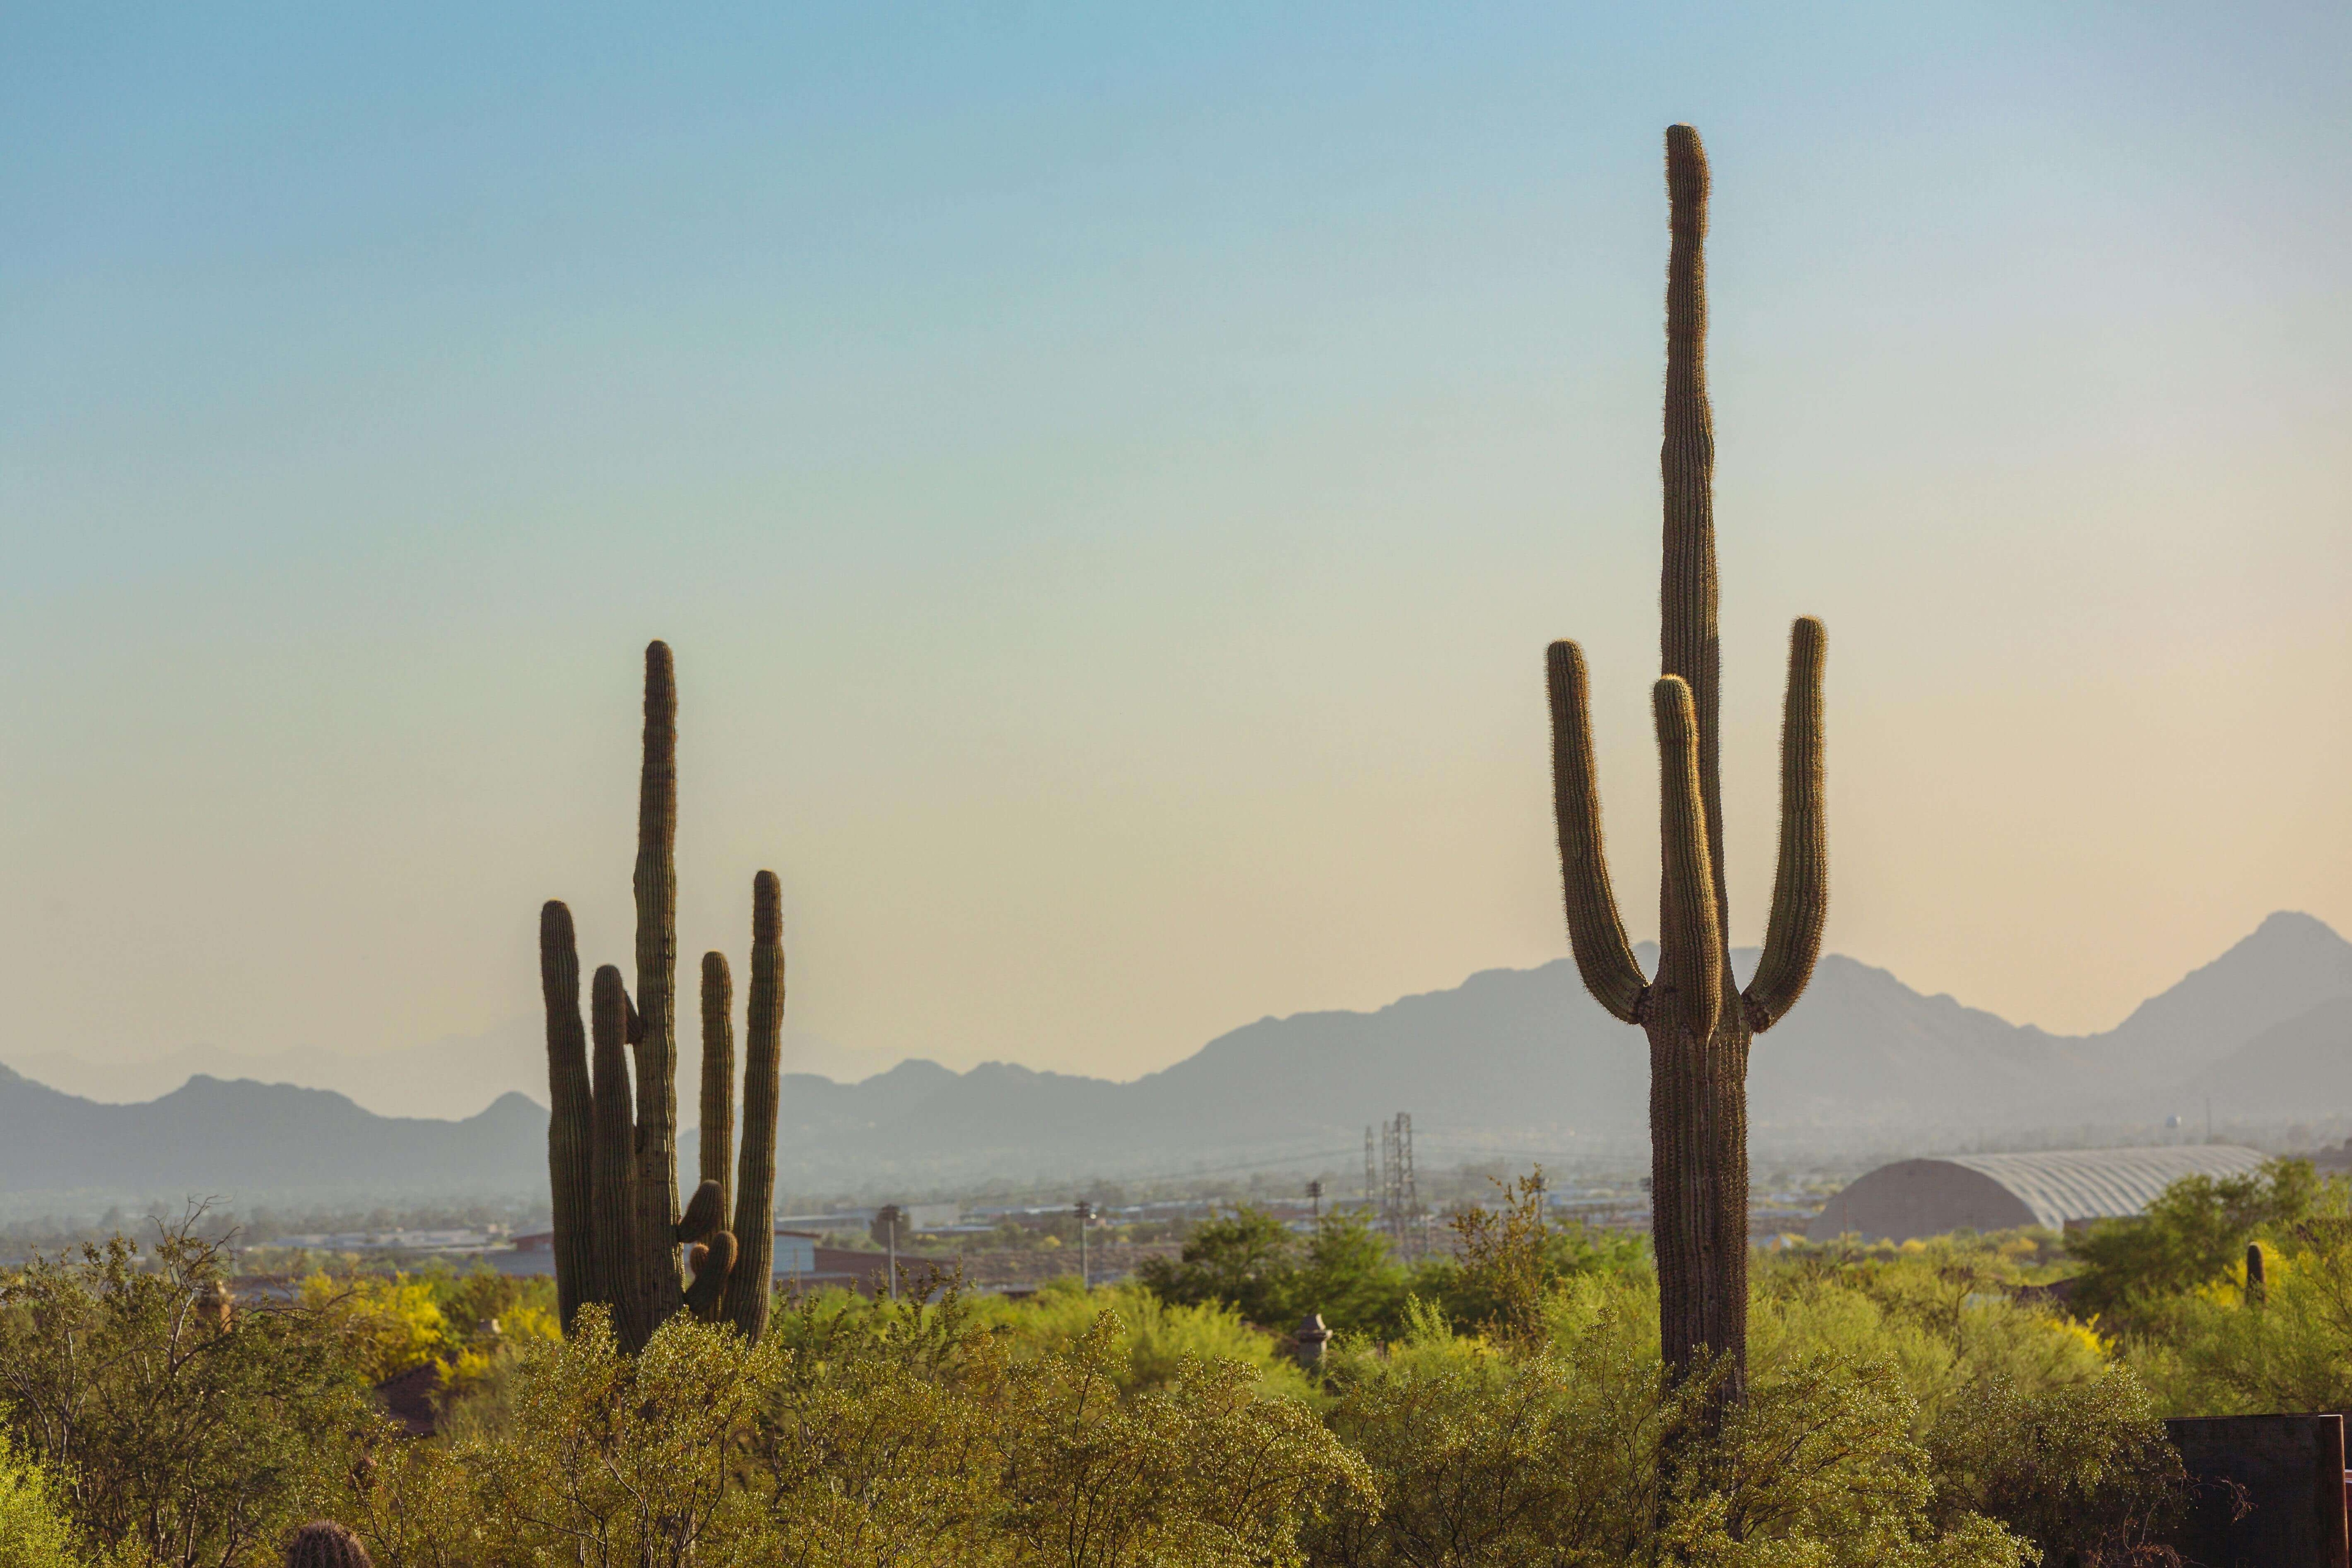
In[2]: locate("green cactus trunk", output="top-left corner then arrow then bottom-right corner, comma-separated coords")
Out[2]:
1547,126 -> 1828,1408
698,952 -> 735,1221
723,870 -> 785,1340
539,902 -> 594,1333
588,963 -> 646,1349
540,643 -> 789,1352
631,642 -> 683,1343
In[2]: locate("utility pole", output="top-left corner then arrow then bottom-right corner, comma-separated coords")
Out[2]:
1074,1199 -> 1093,1290
1306,1179 -> 1324,1222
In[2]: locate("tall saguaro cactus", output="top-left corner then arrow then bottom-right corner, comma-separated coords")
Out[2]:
1547,126 -> 1828,1404
540,641 -> 789,1349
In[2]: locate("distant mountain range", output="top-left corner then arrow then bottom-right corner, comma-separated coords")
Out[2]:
0,1069 -> 545,1199
4,913 -> 2348,1203
6,1020 -> 872,1121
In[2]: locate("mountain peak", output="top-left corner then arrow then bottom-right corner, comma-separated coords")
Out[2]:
2100,912 -> 2351,1082
2251,910 -> 2343,942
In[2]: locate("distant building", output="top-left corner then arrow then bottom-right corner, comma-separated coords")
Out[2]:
1807,1145 -> 2269,1244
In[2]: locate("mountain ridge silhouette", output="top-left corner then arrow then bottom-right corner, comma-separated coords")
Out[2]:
6,913 -> 2346,1197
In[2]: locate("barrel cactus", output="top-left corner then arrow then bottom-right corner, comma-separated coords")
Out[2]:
540,642 -> 786,1349
285,1521 -> 371,1568
1547,126 -> 1828,1404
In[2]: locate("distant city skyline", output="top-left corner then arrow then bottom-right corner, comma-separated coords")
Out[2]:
4,4 -> 2346,1081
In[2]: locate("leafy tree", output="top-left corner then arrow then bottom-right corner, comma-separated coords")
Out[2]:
1420,1170 -> 1648,1345
1292,1213 -> 1415,1342
0,1218 -> 376,1568
1135,1208 -> 1302,1326
2068,1158 -> 2316,1324
2125,1186 -> 2352,1415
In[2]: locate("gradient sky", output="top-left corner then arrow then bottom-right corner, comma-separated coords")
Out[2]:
4,2 -> 2346,1088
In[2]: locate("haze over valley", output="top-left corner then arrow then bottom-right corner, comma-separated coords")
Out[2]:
8,910 -> 2346,1208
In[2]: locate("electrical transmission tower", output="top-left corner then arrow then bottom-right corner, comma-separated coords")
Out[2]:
1378,1113 -> 1417,1259
1363,1126 -> 1378,1210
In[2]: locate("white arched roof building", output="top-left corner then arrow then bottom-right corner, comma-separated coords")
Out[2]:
1806,1145 -> 2269,1244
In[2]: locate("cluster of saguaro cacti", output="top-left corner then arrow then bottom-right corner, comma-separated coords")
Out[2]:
1547,126 -> 1828,1406
540,641 -> 785,1350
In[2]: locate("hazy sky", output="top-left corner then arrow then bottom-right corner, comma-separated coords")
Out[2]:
4,3 -> 2346,1088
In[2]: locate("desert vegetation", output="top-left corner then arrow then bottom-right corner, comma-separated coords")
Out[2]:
25,1163 -> 2352,1566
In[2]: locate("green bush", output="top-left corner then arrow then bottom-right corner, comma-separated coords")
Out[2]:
1309,1294 -> 2026,1567
354,1292 -> 1370,1568
0,1433 -> 80,1568
1923,1368 -> 2182,1567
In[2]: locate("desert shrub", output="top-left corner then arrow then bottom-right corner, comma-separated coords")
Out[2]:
355,1287 -> 1368,1568
1308,1296 -> 2026,1567
774,1277 -> 1314,1399
300,1273 -> 448,1385
0,1220 -> 377,1568
298,1268 -> 561,1399
1747,1239 -> 2193,1563
1753,1240 -> 2116,1441
1433,1172 -> 1636,1348
350,1305 -> 777,1568
0,1432 -> 80,1568
1923,1367 -> 2183,1567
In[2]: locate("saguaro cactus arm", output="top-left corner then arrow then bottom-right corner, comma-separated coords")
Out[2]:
1660,123 -> 1728,925
676,1179 -> 725,1244
724,869 -> 785,1340
1653,677 -> 1724,1041
632,641 -> 683,1339
1742,617 -> 1828,1032
1547,640 -> 1648,1023
541,902 -> 594,1333
698,951 -> 735,1216
684,1230 -> 737,1319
